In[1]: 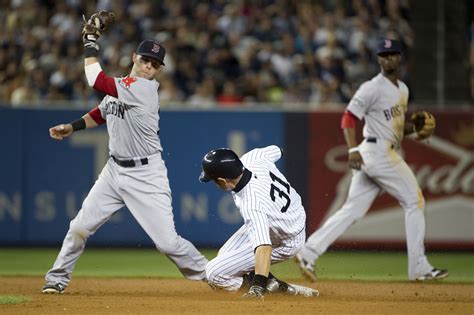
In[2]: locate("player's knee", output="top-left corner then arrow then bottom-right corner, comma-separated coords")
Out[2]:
339,206 -> 366,221
81,196 -> 98,214
205,265 -> 225,289
69,219 -> 91,240
154,235 -> 181,254
402,195 -> 425,212
206,269 -> 240,291
352,209 -> 366,220
205,265 -> 217,285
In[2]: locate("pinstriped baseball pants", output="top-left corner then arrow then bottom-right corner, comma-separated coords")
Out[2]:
206,225 -> 305,291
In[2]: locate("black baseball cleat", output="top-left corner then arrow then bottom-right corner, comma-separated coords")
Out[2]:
42,282 -> 66,294
415,268 -> 449,281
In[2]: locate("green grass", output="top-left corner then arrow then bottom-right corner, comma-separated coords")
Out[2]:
272,251 -> 474,282
0,295 -> 29,305
0,248 -> 472,283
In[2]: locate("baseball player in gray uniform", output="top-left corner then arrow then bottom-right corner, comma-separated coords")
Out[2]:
295,39 -> 448,282
199,146 -> 318,299
42,11 -> 208,294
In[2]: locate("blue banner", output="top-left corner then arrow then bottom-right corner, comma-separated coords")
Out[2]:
0,108 -> 283,247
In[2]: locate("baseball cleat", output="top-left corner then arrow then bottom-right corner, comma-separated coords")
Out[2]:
295,253 -> 317,282
42,282 -> 66,294
266,278 -> 319,297
286,283 -> 319,297
415,268 -> 449,281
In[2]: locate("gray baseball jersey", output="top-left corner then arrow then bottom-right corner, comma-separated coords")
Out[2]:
45,69 -> 208,288
98,76 -> 163,159
347,73 -> 409,147
206,145 -> 306,291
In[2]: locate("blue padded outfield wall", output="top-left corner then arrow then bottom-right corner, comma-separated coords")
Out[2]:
0,108 -> 283,247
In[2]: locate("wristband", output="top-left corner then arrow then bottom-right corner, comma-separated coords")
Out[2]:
84,46 -> 99,58
252,274 -> 268,289
70,118 -> 86,132
348,147 -> 359,154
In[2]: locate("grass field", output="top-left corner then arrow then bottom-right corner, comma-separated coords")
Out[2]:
0,248 -> 472,283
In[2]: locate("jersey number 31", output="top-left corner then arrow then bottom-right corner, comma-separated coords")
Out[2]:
269,171 -> 291,213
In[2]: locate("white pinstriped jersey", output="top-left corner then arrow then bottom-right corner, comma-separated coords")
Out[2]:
98,76 -> 162,159
232,145 -> 306,251
347,73 -> 409,146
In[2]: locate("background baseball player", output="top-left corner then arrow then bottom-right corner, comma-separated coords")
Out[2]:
42,11 -> 208,294
200,146 -> 318,299
295,39 -> 448,282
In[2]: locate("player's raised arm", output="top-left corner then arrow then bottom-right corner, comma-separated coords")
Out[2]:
81,11 -> 165,108
81,11 -> 118,97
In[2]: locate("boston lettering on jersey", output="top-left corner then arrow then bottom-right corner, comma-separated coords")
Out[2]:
105,100 -> 128,119
383,104 -> 404,121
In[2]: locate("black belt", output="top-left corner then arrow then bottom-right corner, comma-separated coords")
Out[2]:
111,155 -> 148,167
366,137 -> 395,149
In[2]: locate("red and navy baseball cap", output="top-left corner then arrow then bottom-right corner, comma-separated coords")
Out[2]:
375,39 -> 402,55
136,40 -> 166,65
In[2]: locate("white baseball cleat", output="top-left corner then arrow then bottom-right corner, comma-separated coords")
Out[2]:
266,277 -> 319,297
287,283 -> 319,297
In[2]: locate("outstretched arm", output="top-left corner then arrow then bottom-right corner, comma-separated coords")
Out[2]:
49,113 -> 100,141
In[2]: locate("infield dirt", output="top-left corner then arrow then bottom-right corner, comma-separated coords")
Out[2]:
0,277 -> 472,314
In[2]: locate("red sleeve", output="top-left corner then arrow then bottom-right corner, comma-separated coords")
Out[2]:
340,110 -> 358,129
88,106 -> 106,125
93,71 -> 118,97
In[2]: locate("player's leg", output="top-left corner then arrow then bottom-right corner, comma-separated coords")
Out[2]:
121,157 -> 208,281
44,162 -> 124,290
369,155 -> 435,280
208,226 -> 315,295
299,171 -> 381,264
206,225 -> 256,291
205,225 -> 295,291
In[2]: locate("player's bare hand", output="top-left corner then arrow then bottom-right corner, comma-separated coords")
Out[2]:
348,151 -> 364,170
49,124 -> 73,140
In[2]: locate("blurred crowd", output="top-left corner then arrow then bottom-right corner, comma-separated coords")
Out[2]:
0,0 -> 415,108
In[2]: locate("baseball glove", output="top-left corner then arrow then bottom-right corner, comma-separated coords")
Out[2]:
411,111 -> 436,140
82,10 -> 115,40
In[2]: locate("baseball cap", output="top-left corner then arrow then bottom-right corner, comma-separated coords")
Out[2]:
375,39 -> 402,55
136,40 -> 166,65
